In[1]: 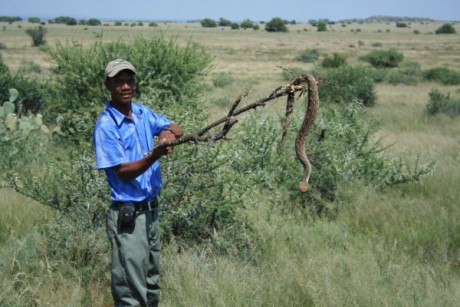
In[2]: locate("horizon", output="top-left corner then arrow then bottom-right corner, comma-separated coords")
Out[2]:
2,14 -> 458,24
1,0 -> 459,24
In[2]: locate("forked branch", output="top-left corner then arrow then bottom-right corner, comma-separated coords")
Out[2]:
156,74 -> 311,149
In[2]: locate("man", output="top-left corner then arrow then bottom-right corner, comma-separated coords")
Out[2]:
94,59 -> 183,306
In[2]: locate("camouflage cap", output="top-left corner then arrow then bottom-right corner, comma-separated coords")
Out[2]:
104,59 -> 137,79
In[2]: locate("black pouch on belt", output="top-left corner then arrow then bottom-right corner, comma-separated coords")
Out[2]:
118,202 -> 136,230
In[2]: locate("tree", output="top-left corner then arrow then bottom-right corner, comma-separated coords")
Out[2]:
200,18 -> 217,28
265,17 -> 288,32
240,19 -> 255,29
317,21 -> 327,32
218,17 -> 232,27
25,25 -> 47,47
230,23 -> 240,30
360,49 -> 404,68
87,18 -> 102,26
28,17 -> 41,23
435,23 -> 456,34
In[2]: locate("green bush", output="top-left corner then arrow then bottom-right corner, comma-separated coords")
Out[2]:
200,18 -> 217,28
27,17 -> 40,23
426,89 -> 460,116
396,22 -> 408,28
360,49 -> 404,68
46,35 -> 212,142
240,19 -> 255,29
218,18 -> 232,27
86,18 -> 101,26
51,16 -> 77,25
265,17 -> 288,32
295,49 -> 320,63
0,55 -> 45,115
321,53 -> 347,68
317,22 -> 327,32
385,60 -> 422,85
424,67 -> 460,85
435,23 -> 456,34
316,65 -> 377,107
212,73 -> 235,87
25,25 -> 47,47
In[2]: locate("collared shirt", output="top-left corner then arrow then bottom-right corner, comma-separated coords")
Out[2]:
94,101 -> 172,202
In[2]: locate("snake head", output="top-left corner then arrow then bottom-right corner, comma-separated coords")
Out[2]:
299,181 -> 309,193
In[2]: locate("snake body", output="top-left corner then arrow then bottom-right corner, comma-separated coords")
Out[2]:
295,75 -> 319,192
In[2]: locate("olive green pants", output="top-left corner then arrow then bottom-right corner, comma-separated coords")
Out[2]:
107,205 -> 161,307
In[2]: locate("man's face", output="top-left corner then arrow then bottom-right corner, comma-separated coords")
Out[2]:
105,70 -> 136,105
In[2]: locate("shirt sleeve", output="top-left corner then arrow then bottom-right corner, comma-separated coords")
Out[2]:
146,107 -> 172,136
94,116 -> 127,169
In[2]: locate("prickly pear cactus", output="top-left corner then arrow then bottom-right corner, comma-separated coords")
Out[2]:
19,119 -> 33,135
8,88 -> 18,103
5,113 -> 17,131
3,101 -> 15,116
31,113 -> 43,128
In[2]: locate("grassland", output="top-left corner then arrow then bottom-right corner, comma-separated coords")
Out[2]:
1,20 -> 459,306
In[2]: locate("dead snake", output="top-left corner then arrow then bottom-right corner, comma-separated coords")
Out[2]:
279,75 -> 319,192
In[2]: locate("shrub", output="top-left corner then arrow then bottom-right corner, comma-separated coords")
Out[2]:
317,22 -> 327,32
316,65 -> 377,107
321,53 -> 347,68
0,55 -> 45,115
218,18 -> 232,27
240,19 -> 255,29
25,25 -> 47,47
87,18 -> 101,26
212,74 -> 235,87
27,17 -> 41,23
265,17 -> 288,32
426,89 -> 460,116
396,22 -> 408,28
200,18 -> 217,28
46,35 -> 211,142
385,60 -> 422,85
360,49 -> 404,68
435,23 -> 456,34
424,67 -> 460,85
295,49 -> 320,63
231,23 -> 240,30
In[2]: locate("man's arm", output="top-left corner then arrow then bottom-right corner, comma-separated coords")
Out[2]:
114,124 -> 183,181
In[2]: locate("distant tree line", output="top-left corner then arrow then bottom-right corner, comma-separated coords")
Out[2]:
338,15 -> 437,24
200,17 -> 297,32
0,16 -> 22,23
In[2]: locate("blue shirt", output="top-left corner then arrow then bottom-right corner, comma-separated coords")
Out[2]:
94,101 -> 172,202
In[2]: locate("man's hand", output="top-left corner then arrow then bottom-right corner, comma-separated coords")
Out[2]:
157,124 -> 183,155
157,132 -> 175,154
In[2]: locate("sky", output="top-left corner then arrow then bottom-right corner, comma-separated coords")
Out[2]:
1,0 -> 459,22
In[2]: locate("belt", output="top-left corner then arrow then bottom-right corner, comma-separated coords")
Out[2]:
111,198 -> 159,211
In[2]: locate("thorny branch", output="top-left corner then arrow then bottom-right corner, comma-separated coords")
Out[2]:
155,74 -> 311,150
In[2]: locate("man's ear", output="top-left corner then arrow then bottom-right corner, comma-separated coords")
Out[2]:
104,79 -> 110,90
